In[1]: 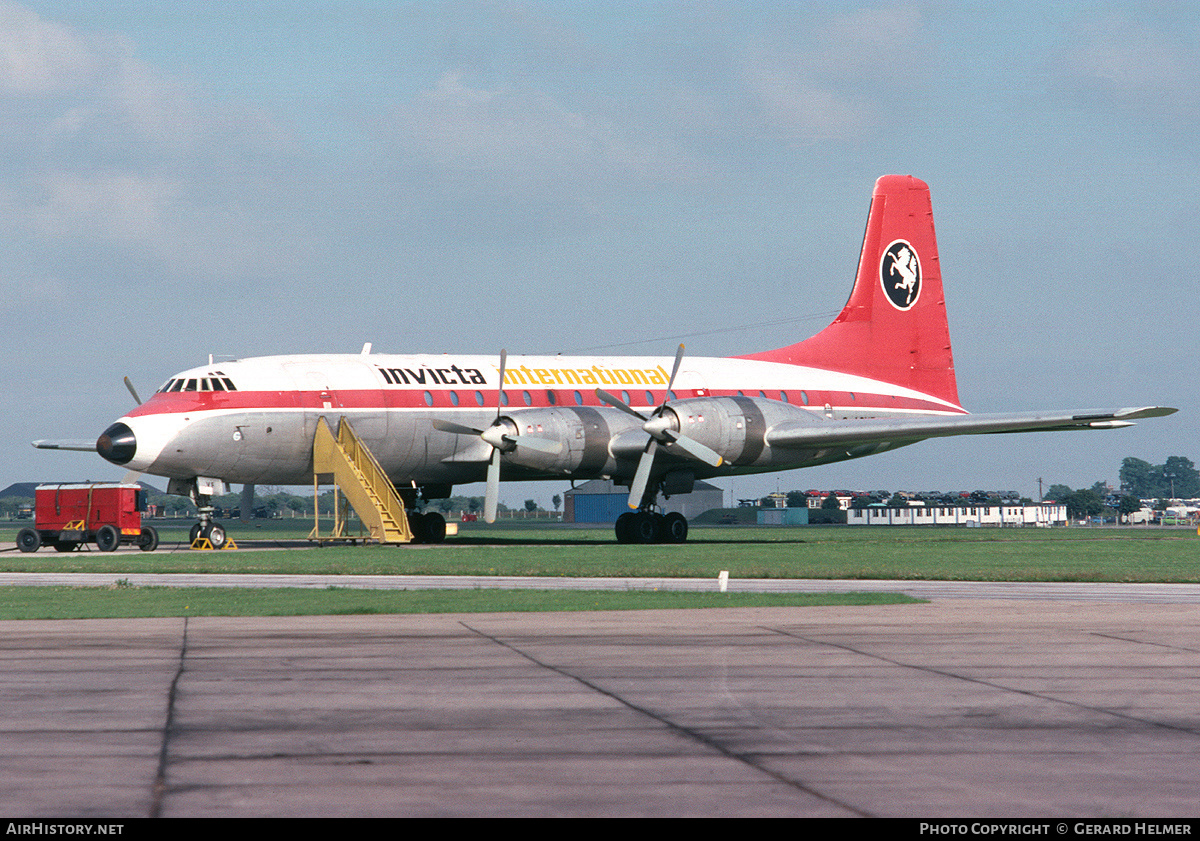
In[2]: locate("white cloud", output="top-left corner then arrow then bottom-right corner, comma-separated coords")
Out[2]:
0,0 -> 102,94
383,70 -> 704,188
1055,12 -> 1200,126
737,2 -> 927,143
0,3 -> 305,277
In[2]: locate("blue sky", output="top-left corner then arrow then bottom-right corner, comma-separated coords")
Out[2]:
3,1 -> 1196,505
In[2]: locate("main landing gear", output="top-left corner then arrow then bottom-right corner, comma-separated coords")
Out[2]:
614,509 -> 689,544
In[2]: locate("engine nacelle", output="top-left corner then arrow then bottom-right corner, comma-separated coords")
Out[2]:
657,396 -> 829,468
498,406 -> 631,477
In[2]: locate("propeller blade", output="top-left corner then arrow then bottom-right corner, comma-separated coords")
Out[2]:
484,447 -> 501,523
627,439 -> 658,509
432,419 -> 485,436
496,349 -> 507,419
660,431 -> 724,467
665,344 -> 685,394
512,435 -> 562,455
124,376 -> 143,406
595,388 -> 649,421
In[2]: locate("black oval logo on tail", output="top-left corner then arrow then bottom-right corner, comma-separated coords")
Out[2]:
880,240 -> 921,311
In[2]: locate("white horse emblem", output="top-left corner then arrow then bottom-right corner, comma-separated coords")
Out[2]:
880,240 -> 921,310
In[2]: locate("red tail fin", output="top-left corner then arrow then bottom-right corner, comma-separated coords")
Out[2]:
739,174 -> 960,408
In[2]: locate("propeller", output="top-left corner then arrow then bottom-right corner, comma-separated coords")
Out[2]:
431,349 -> 560,523
595,344 -> 723,510
124,376 -> 143,405
119,377 -> 144,484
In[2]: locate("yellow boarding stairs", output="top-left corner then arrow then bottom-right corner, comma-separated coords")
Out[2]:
310,416 -> 414,544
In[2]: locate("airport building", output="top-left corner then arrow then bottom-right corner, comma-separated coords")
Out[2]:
563,479 -> 724,523
848,502 -> 1067,527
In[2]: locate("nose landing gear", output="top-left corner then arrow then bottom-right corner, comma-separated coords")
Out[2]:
169,477 -> 235,550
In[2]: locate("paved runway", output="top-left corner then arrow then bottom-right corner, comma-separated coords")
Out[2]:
3,596 -> 1199,817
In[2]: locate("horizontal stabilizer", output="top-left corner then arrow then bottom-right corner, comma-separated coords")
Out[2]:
766,407 -> 1177,449
32,440 -> 97,452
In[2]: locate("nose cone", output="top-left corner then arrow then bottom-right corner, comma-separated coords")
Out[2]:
97,422 -> 137,465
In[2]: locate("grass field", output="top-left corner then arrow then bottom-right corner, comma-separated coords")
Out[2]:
0,585 -> 918,620
1,519 -> 1194,619
2,519 -> 1197,582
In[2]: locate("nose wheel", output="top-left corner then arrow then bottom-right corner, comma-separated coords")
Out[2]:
189,520 -> 228,550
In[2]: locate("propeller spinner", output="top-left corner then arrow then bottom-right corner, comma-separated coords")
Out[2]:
595,344 -> 723,509
431,349 -> 560,523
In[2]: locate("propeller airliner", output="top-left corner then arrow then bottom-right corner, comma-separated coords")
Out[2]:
38,175 -> 1175,544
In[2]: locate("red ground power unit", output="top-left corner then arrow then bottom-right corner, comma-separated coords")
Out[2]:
16,483 -> 159,553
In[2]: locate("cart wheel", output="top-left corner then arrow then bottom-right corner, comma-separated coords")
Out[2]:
137,526 -> 159,552
96,525 -> 121,552
17,528 -> 40,553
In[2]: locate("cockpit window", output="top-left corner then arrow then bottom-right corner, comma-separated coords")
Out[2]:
169,380 -> 184,392
183,379 -> 198,391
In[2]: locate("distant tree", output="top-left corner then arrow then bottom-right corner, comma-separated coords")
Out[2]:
1044,484 -> 1073,503
821,493 -> 842,510
1119,455 -> 1199,500
1118,495 -> 1142,521
1063,489 -> 1103,520
786,490 -> 807,508
524,499 -> 538,513
887,492 -> 907,508
552,494 -> 562,512
1119,457 -> 1157,497
1163,456 -> 1199,499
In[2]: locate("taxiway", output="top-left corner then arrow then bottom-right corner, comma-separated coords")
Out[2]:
2,595 -> 1198,817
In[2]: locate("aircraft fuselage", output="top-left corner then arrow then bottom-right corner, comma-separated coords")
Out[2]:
101,352 -> 964,488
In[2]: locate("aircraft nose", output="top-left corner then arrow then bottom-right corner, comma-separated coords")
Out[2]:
96,422 -> 137,465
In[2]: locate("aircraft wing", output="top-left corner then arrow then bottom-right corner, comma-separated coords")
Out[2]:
766,406 -> 1178,449
32,440 -> 97,452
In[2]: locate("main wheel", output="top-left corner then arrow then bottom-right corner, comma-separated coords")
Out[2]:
663,512 -> 689,543
632,511 -> 661,544
137,526 -> 159,552
422,512 -> 446,544
16,528 -> 40,553
615,512 -> 636,544
407,511 -> 427,543
189,523 -> 203,544
96,525 -> 121,552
